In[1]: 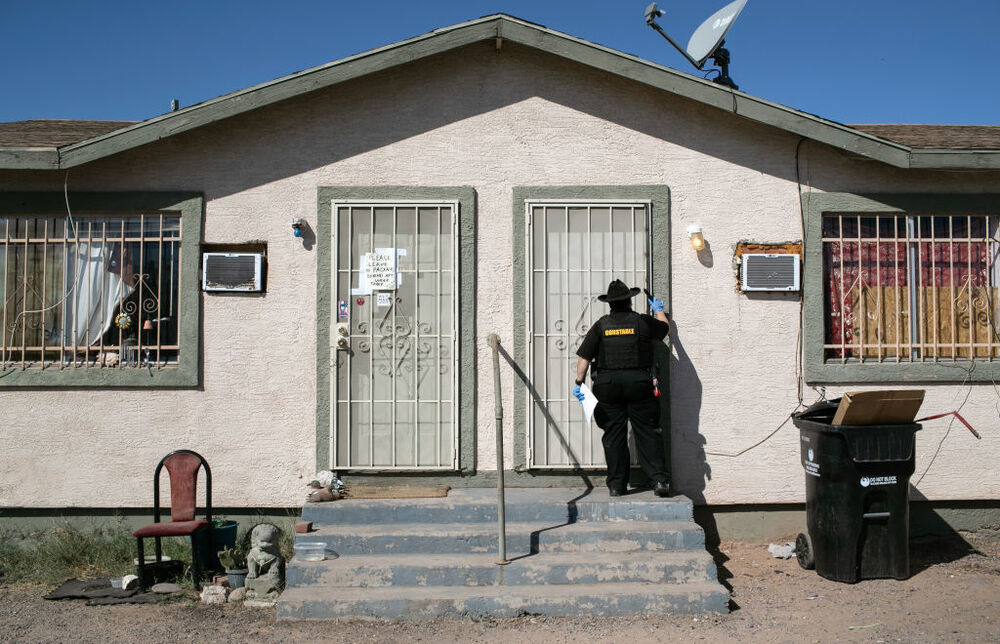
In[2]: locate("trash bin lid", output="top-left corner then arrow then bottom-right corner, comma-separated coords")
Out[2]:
793,398 -> 840,424
794,398 -> 921,462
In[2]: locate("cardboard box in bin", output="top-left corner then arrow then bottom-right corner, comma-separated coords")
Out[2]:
832,390 -> 925,426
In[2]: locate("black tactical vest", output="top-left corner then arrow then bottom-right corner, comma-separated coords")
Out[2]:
596,312 -> 652,371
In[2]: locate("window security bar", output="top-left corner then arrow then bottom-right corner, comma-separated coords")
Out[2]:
525,201 -> 651,469
0,213 -> 182,370
822,213 -> 1000,363
331,202 -> 459,471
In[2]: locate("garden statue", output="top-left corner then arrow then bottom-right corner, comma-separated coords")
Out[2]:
244,523 -> 285,601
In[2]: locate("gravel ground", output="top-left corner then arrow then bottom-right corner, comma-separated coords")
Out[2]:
2,529 -> 998,643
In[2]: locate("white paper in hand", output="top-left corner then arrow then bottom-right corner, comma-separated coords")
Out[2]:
579,383 -> 599,425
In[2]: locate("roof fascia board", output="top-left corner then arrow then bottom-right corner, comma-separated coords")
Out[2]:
498,19 -> 914,169
908,150 -> 1000,170
0,148 -> 59,170
6,14 -> 998,172
57,18 -> 500,168
731,97 -> 912,168
59,15 -> 915,170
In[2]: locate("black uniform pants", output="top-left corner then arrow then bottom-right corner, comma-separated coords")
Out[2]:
591,368 -> 668,492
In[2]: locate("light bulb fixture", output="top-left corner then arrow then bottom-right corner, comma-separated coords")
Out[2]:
686,224 -> 706,252
292,218 -> 304,238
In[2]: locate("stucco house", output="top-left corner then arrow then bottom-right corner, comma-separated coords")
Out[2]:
1,14 -> 998,536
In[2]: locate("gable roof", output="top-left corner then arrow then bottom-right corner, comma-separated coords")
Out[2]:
1,14 -> 998,171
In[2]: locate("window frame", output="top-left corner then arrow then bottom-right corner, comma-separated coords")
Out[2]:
0,192 -> 202,387
804,192 -> 1000,383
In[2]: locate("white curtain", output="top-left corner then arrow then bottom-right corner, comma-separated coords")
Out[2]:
62,242 -> 134,347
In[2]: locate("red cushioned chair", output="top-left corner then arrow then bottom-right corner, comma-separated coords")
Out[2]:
133,450 -> 212,589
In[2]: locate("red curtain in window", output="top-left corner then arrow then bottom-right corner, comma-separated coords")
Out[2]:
919,242 -> 989,288
825,241 -> 907,352
825,240 -> 988,355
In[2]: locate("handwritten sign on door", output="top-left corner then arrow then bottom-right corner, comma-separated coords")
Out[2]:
364,250 -> 396,291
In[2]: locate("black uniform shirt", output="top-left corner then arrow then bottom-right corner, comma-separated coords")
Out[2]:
576,311 -> 669,369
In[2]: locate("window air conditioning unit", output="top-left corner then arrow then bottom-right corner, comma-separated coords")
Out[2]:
740,253 -> 800,292
202,253 -> 264,292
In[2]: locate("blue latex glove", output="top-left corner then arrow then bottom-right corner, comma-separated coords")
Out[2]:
572,384 -> 585,404
648,297 -> 664,314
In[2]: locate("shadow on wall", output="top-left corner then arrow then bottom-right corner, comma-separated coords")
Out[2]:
495,342 -> 594,489
662,327 -> 733,591
665,326 -> 711,506
695,241 -> 713,268
492,318 -> 712,502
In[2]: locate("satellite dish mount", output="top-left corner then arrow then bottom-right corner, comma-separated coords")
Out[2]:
644,0 -> 747,90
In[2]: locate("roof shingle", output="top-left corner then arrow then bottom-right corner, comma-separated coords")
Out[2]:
849,124 -> 1000,150
0,119 -> 134,148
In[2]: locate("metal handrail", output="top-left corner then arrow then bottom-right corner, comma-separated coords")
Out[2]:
487,333 -> 509,565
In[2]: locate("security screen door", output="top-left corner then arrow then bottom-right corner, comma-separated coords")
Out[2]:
526,201 -> 651,468
331,202 -> 458,470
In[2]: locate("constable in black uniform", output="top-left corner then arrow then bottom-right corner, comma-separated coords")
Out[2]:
573,279 -> 670,497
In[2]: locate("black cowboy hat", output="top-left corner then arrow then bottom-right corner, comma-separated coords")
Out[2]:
597,279 -> 641,302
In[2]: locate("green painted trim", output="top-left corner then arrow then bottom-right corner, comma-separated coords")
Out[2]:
0,148 -> 59,169
909,150 -> 1000,170
315,187 -> 477,474
804,192 -> 1000,383
56,21 -> 498,169
0,192 -> 202,388
495,20 -> 915,169
511,186 -> 671,472
2,16 -> 992,171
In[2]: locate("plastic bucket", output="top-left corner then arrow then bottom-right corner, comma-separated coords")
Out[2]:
195,520 -> 239,571
226,568 -> 248,588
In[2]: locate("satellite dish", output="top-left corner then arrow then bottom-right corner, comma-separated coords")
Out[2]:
644,0 -> 748,90
686,0 -> 747,67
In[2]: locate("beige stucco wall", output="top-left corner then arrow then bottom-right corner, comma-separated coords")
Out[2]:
2,41 -> 998,508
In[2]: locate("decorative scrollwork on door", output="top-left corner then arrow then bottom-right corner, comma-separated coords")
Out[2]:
552,295 -> 597,353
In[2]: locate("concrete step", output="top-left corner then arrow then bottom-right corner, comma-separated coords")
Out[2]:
296,519 -> 705,555
302,488 -> 693,525
286,550 -> 719,588
276,580 -> 730,620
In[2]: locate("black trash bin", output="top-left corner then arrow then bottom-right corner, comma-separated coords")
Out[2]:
792,399 -> 921,583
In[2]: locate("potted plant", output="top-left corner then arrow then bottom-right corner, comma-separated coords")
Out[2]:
217,545 -> 248,589
195,518 -> 239,571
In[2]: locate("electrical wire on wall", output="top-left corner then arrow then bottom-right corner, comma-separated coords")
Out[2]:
705,137 -> 816,458
913,229 -> 1000,484
708,155 -> 997,479
707,139 -> 997,463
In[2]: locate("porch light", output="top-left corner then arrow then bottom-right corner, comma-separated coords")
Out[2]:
687,224 -> 706,252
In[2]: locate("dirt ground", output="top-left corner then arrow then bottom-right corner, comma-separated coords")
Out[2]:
3,529 -> 998,644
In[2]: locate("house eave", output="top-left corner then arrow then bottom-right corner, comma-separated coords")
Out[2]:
1,15 -> 998,172
57,18 -> 500,169
0,147 -> 60,170
908,149 -> 1000,170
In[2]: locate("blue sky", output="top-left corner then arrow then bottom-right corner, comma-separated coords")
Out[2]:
2,0 -> 997,125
